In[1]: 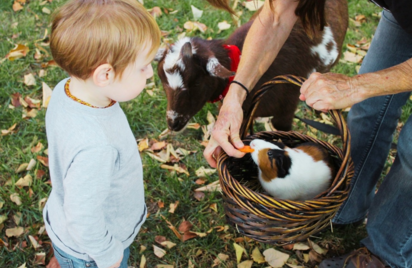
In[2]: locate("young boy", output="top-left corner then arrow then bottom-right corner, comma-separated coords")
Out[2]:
43,0 -> 161,267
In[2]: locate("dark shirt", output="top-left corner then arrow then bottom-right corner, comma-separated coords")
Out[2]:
370,0 -> 412,35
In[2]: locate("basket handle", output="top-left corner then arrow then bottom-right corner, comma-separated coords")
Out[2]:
240,75 -> 351,196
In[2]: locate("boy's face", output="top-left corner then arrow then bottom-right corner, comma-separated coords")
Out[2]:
105,47 -> 154,102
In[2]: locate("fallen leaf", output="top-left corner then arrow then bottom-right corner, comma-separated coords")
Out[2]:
307,239 -> 328,255
29,235 -> 42,249
193,191 -> 205,201
146,152 -> 167,163
161,164 -> 189,176
178,221 -> 193,233
286,264 -> 305,268
293,242 -> 310,251
156,265 -> 173,268
308,249 -> 322,263
23,108 -> 38,119
24,73 -> 36,86
238,260 -> 253,268
355,14 -> 366,23
38,197 -> 47,210
160,241 -> 176,249
263,248 -> 290,268
6,44 -> 29,60
32,142 -> 44,153
158,201 -> 164,208
217,21 -> 231,32
6,226 -> 24,237
159,128 -> 170,139
11,93 -> 22,107
42,82 -> 53,108
343,51 -> 363,63
186,123 -> 200,130
17,263 -> 26,268
209,203 -> 217,212
37,155 -> 49,167
13,1 -> 24,12
138,138 -> 149,151
244,0 -> 264,11
182,231 -> 197,242
139,254 -> 146,268
153,245 -> 166,258
195,180 -> 221,192
42,7 -> 50,14
15,174 -> 33,187
161,215 -> 182,240
169,201 -> 179,213
140,245 -> 147,253
1,123 -> 17,136
10,193 -> 22,205
195,166 -> 216,177
0,215 -> 7,225
151,141 -> 167,151
233,243 -> 246,263
191,5 -> 203,20
213,253 -> 229,267
251,247 -> 265,264
34,252 -> 46,265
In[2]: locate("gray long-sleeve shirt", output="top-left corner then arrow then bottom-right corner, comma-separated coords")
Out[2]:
44,78 -> 146,268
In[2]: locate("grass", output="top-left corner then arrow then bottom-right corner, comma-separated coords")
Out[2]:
0,0 -> 409,267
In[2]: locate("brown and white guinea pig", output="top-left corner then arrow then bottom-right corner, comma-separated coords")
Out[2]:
249,139 -> 335,201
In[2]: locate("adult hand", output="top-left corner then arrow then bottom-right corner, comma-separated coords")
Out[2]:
299,72 -> 363,111
204,91 -> 246,168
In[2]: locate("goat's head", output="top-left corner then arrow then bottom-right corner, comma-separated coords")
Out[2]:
155,37 -> 233,132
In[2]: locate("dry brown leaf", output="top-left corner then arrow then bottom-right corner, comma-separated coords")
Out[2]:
11,93 -> 22,107
251,247 -> 265,264
195,178 -> 207,185
243,0 -> 264,11
151,141 -> 167,151
308,249 -> 322,263
182,231 -> 197,242
6,226 -> 24,237
10,193 -> 22,205
307,239 -> 328,255
191,5 -> 203,20
213,253 -> 229,267
146,152 -> 167,163
153,245 -> 166,258
150,7 -> 162,18
1,123 -> 17,136
217,21 -> 231,32
0,215 -> 7,225
42,82 -> 53,108
15,163 -> 28,173
42,7 -> 50,14
6,44 -> 29,60
178,221 -> 193,233
159,128 -> 170,139
140,245 -> 147,253
23,108 -> 38,119
195,180 -> 221,192
15,174 -> 33,187
343,51 -> 363,63
286,264 -> 305,268
161,215 -> 182,240
32,142 -> 44,153
25,96 -> 41,109
263,248 -> 290,268
13,212 -> 22,225
37,155 -> 49,167
238,260 -> 253,268
156,265 -> 173,268
187,123 -> 201,130
34,252 -> 46,265
355,14 -> 366,23
168,201 -> 179,213
13,1 -> 24,12
160,164 -> 189,176
17,263 -> 26,268
158,200 -> 164,208
193,191 -> 205,201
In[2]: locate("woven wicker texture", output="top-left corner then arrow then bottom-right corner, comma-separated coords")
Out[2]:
217,75 -> 354,245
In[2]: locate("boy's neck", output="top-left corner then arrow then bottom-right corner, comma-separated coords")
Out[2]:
69,77 -> 114,108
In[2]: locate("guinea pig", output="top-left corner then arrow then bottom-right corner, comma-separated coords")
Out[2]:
249,139 -> 335,201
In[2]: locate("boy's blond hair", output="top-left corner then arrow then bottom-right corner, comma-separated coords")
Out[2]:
50,0 -> 161,80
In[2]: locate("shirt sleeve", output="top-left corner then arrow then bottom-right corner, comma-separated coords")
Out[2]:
63,145 -> 123,268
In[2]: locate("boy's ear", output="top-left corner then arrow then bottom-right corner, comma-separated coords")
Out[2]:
93,64 -> 115,87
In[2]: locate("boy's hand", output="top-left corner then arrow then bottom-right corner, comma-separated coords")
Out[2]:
108,255 -> 123,268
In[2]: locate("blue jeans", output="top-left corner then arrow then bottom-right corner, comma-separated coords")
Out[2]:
332,11 -> 412,267
53,244 -> 130,268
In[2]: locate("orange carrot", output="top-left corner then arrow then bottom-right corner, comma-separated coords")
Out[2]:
238,145 -> 254,153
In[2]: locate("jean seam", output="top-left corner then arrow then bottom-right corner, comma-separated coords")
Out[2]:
398,224 -> 412,267
334,95 -> 393,223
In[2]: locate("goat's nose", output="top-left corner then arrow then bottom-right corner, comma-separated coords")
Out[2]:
168,117 -> 185,131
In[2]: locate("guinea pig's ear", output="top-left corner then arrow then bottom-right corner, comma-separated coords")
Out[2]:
268,149 -> 291,178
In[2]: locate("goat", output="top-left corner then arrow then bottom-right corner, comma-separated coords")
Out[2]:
155,0 -> 348,132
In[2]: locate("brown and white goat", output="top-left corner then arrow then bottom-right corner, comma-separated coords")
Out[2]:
155,0 -> 348,132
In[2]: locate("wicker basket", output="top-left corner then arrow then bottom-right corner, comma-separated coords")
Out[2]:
217,75 -> 354,245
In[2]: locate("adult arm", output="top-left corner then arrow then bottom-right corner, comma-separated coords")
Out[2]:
63,146 -> 123,268
299,57 -> 412,111
204,0 -> 299,167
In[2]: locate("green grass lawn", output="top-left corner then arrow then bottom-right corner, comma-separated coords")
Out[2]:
0,0 -> 409,267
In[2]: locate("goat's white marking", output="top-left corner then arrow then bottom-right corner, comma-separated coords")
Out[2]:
206,57 -> 220,76
163,37 -> 197,90
167,110 -> 180,121
310,26 -> 338,66
165,71 -> 184,90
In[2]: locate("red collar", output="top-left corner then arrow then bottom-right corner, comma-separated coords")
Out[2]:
210,44 -> 241,103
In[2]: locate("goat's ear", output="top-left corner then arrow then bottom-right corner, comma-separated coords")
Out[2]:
154,47 -> 166,62
207,58 -> 235,78
180,42 -> 193,59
